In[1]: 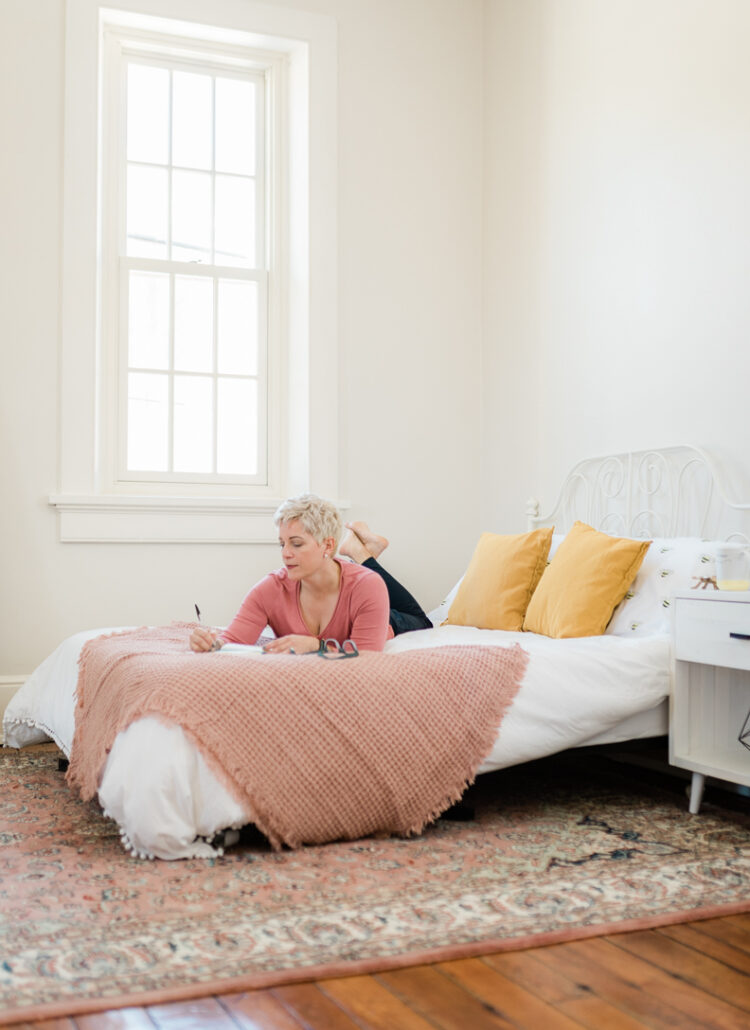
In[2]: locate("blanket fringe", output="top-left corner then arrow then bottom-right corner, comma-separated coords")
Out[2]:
406,774 -> 478,838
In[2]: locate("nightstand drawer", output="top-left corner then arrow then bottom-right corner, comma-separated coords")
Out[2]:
674,597 -> 750,670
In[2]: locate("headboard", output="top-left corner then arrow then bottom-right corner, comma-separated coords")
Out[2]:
526,446 -> 750,543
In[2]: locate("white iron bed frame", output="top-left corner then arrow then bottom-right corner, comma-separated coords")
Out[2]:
526,445 -> 750,542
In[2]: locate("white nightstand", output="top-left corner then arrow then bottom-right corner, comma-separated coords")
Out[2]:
671,591 -> 750,813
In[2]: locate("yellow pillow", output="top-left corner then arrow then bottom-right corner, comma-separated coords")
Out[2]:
523,521 -> 650,638
445,527 -> 554,631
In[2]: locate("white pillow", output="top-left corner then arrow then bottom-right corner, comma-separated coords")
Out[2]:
428,581 -> 462,626
606,538 -> 721,637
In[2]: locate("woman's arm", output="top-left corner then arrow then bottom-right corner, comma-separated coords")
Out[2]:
261,633 -> 320,654
221,579 -> 275,645
347,572 -> 391,651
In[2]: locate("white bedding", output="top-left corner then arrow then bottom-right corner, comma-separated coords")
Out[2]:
2,624 -> 671,860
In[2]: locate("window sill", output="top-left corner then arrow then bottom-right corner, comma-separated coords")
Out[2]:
48,493 -> 285,543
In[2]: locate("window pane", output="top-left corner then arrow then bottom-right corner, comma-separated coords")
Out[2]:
127,165 -> 168,258
215,175 -> 255,267
174,375 -> 213,473
128,372 -> 168,471
128,271 -> 170,370
215,78 -> 255,175
217,378 -> 257,475
173,70 -> 212,171
127,64 -> 168,165
175,275 -> 213,372
172,169 -> 212,263
218,280 -> 257,375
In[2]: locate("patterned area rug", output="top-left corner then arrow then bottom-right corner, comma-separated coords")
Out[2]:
1,747 -> 749,1024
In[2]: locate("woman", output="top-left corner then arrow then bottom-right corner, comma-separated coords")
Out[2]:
189,494 -> 432,654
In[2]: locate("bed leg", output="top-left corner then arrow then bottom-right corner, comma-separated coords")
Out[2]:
688,771 -> 705,814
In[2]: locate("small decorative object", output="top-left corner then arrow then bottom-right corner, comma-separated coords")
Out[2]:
716,543 -> 750,591
740,707 -> 750,752
690,574 -> 718,590
690,552 -> 718,590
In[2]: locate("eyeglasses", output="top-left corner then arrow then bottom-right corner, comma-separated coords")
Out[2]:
318,638 -> 359,659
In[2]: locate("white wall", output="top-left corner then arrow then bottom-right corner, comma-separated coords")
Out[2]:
0,0 -> 484,677
10,0 -> 750,683
483,0 -> 750,530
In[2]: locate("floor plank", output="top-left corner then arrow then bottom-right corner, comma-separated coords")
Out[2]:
689,916 -> 750,956
7,1022 -> 78,1030
556,993 -> 660,1030
219,990 -> 305,1030
656,921 -> 750,974
725,913 -> 750,933
375,964 -> 517,1030
480,949 -> 588,1005
436,955 -> 584,1029
320,975 -> 436,1030
611,928 -> 750,1013
560,935 -> 745,1030
146,997 -> 241,1029
270,983 -> 364,1029
76,1010 -> 158,1030
530,936 -> 708,1030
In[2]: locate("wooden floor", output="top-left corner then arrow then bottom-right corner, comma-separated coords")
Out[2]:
11,911 -> 750,1030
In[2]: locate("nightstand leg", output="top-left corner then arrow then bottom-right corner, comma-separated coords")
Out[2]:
688,772 -> 705,814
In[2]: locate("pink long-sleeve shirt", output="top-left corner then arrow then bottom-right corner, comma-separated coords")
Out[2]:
222,559 -> 393,651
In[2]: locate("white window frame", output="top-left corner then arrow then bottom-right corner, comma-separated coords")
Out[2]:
107,37 -> 270,488
50,0 -> 339,543
110,41 -> 269,490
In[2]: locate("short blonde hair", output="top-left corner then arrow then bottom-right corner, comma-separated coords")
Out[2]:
274,494 -> 342,547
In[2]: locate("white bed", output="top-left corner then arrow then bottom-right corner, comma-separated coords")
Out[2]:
5,446 -> 749,859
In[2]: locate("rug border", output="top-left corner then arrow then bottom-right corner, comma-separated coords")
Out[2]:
3,899 -> 749,1026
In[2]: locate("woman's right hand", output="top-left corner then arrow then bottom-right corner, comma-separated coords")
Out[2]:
190,627 -> 222,652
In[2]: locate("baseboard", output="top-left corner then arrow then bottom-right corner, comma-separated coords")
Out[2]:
0,677 -> 28,742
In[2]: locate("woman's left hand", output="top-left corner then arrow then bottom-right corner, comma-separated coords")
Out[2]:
262,634 -> 320,655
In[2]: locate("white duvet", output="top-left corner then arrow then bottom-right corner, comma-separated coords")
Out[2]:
3,625 -> 671,860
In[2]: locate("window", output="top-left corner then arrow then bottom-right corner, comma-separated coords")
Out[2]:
108,40 -> 268,486
51,1 -> 339,543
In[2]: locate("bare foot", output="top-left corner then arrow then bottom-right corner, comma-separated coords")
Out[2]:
345,521 -> 389,560
338,529 -> 372,564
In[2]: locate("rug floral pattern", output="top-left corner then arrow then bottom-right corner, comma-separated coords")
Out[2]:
1,748 -> 749,1020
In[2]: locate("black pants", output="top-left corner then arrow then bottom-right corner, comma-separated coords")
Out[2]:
362,557 -> 433,636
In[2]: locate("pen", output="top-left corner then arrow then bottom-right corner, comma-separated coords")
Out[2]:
195,604 -> 222,650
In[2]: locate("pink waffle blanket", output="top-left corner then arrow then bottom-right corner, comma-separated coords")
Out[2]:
67,625 -> 528,849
